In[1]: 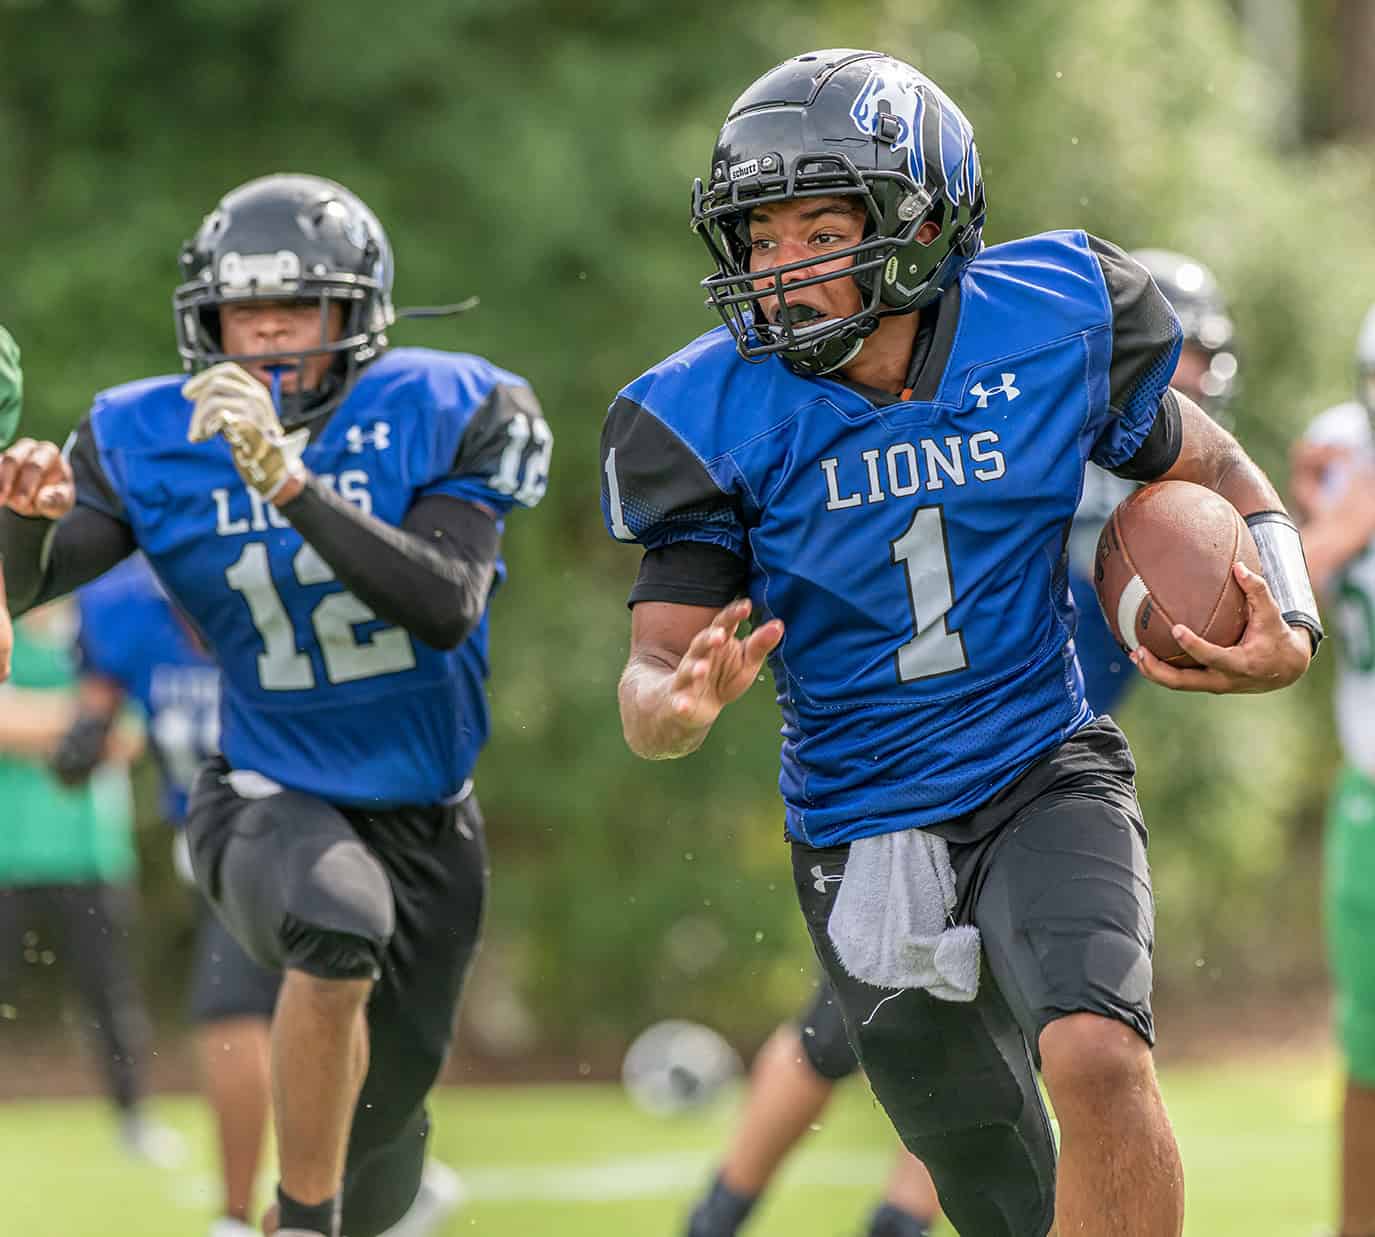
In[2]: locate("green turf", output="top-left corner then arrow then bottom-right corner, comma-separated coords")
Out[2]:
0,1049 -> 1338,1235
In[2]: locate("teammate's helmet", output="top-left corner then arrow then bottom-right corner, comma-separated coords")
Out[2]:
692,49 -> 986,377
1129,249 -> 1237,416
1355,303 -> 1375,414
621,1020 -> 742,1117
173,174 -> 395,427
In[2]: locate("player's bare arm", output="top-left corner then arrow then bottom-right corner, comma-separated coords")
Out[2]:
1289,441 -> 1375,592
620,597 -> 783,759
1130,393 -> 1315,693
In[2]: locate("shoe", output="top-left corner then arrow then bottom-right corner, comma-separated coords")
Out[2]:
118,1110 -> 188,1169
379,1159 -> 467,1237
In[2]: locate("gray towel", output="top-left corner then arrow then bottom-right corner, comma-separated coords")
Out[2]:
826,828 -> 981,1002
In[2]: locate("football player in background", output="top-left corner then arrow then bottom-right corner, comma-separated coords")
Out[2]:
0,173 -> 551,1237
60,555 -> 465,1237
0,599 -> 181,1167
1291,307 -> 1375,1237
0,324 -> 22,680
604,49 -> 1318,1236
64,553 -> 275,1237
684,245 -> 1242,1237
1068,249 -> 1238,715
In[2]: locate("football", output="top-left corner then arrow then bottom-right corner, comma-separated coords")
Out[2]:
1093,480 -> 1261,668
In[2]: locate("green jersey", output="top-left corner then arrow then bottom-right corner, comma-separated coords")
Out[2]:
0,617 -> 136,886
0,326 -> 20,447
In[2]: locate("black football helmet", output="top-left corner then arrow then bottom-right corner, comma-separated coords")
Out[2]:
1130,248 -> 1237,418
173,174 -> 395,427
692,49 -> 986,377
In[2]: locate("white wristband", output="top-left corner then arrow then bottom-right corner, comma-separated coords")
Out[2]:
1245,511 -> 1324,653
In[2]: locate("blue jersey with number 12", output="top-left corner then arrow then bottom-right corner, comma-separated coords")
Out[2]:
72,348 -> 551,807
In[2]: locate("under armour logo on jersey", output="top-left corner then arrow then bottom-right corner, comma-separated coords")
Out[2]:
970,373 -> 1020,409
346,421 -> 391,453
810,864 -> 844,893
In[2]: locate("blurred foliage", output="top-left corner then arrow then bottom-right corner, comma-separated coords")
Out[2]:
1,0 -> 1369,1055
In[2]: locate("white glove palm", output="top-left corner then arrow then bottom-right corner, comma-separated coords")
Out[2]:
184,362 -> 307,500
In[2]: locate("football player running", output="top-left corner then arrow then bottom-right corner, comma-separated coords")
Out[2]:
0,174 -> 551,1237
1291,307 -> 1375,1237
1068,249 -> 1239,715
602,50 -> 1318,1236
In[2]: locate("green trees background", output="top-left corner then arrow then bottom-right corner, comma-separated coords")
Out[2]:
2,0 -> 1370,1057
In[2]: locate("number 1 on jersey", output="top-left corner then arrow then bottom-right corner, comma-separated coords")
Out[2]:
890,506 -> 968,682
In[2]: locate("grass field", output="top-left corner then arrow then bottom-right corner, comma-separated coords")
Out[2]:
0,1048 -> 1337,1236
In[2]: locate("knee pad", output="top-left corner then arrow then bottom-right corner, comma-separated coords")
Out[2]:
797,984 -> 861,1081
287,837 -> 394,948
280,917 -> 383,981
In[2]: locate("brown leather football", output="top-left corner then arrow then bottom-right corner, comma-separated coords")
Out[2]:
1093,480 -> 1261,667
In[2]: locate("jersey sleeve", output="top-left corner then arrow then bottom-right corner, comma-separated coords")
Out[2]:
420,381 -> 552,517
67,410 -> 130,524
74,589 -> 126,683
600,395 -> 748,558
1085,235 -> 1183,470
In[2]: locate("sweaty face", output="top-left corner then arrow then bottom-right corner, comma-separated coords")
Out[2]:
747,198 -> 866,330
217,300 -> 345,393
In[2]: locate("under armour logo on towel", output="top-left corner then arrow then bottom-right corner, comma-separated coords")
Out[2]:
970,373 -> 1020,408
811,864 -> 844,893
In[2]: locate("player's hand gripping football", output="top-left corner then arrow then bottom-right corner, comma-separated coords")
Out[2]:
1129,561 -> 1312,694
669,598 -> 785,726
185,362 -> 306,502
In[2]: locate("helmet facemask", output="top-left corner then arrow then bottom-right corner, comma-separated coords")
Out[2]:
173,178 -> 396,429
693,151 -> 982,377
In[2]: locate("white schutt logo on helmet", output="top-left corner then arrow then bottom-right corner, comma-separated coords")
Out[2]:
848,60 -> 979,208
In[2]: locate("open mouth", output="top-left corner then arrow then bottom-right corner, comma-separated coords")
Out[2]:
769,303 -> 828,327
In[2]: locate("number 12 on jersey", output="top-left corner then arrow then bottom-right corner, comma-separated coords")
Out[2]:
890,506 -> 968,683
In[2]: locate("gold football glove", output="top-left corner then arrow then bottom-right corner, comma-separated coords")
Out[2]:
185,362 -> 306,500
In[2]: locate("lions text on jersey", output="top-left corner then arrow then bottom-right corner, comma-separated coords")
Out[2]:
603,232 -> 1180,845
70,348 -> 550,806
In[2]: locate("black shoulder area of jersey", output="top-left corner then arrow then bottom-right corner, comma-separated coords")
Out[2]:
1087,235 -> 1183,421
601,395 -> 742,535
68,415 -> 127,522
451,381 -> 546,474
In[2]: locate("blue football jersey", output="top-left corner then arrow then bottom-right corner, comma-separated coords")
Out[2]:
76,554 -> 219,823
602,231 -> 1180,845
71,348 -> 551,806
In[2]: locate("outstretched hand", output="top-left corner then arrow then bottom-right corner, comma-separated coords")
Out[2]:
1130,561 -> 1312,694
668,598 -> 785,727
0,436 -> 75,520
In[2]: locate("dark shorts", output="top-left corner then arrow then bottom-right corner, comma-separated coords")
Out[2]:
792,716 -> 1154,1237
188,896 -> 281,1024
186,758 -> 488,1237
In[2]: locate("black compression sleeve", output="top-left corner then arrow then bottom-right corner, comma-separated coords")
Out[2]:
276,478 -> 500,650
628,541 -> 750,609
0,505 -> 135,614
